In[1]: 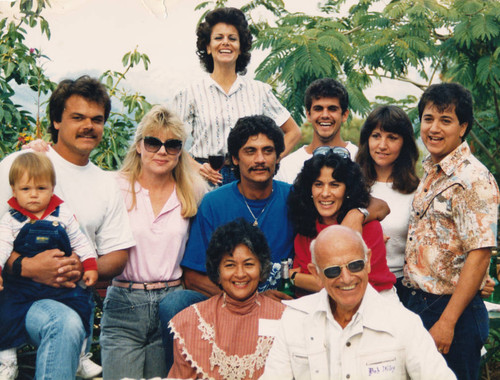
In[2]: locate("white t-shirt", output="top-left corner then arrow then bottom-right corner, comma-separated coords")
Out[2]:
275,142 -> 359,184
371,181 -> 415,278
0,148 -> 135,256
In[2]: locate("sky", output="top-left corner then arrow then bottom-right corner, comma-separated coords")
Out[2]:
1,0 -> 420,118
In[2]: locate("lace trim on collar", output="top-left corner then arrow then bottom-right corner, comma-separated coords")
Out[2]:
192,303 -> 274,380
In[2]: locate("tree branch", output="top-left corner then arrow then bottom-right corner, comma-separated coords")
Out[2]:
367,72 -> 427,91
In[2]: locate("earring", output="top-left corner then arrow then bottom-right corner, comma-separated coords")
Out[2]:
346,195 -> 350,199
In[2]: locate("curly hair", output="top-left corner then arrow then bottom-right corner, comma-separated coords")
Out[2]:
227,115 -> 284,179
288,153 -> 370,238
356,105 -> 419,194
196,7 -> 252,74
206,219 -> 272,287
48,75 -> 111,143
418,82 -> 474,141
304,78 -> 349,113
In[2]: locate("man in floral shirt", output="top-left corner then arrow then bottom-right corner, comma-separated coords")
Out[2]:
404,82 -> 499,379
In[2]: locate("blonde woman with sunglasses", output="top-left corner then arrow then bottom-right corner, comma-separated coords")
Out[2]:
100,105 -> 207,380
287,148 -> 397,300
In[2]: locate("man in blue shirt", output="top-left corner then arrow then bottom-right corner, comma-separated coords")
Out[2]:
182,115 -> 295,297
159,115 -> 294,370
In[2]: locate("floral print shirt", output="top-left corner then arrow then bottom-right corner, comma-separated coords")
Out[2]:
404,142 -> 499,294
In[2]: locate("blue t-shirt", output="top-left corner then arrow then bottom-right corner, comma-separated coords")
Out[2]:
182,180 -> 294,291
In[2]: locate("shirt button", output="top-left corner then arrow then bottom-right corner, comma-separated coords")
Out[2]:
346,342 -> 351,347
416,212 -> 420,216
424,188 -> 428,192
411,291 -> 416,296
346,375 -> 350,379
409,237 -> 413,241
310,337 -> 314,340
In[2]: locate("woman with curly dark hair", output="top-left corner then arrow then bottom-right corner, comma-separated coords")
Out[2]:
288,149 -> 396,299
356,105 -> 419,301
173,7 -> 300,186
168,219 -> 285,379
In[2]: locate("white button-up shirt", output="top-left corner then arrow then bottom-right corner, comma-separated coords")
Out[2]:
173,74 -> 291,158
261,286 -> 456,380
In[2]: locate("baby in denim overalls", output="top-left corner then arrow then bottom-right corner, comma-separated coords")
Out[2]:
0,152 -> 98,378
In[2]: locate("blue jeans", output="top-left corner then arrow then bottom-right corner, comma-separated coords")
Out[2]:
406,289 -> 488,380
25,299 -> 85,380
100,285 -> 182,380
158,289 -> 207,372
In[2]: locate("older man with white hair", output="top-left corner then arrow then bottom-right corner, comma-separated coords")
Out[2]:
261,225 -> 455,380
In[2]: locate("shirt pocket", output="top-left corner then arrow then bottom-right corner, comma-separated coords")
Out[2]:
358,347 -> 406,380
290,350 -> 312,380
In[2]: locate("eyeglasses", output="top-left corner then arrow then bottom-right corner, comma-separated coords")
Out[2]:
143,136 -> 182,154
322,259 -> 366,279
313,146 -> 351,159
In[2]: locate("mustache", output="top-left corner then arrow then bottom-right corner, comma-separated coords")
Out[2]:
249,166 -> 270,172
77,131 -> 98,138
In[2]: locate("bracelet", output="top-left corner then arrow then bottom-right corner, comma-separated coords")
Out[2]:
290,271 -> 298,286
357,207 -> 369,223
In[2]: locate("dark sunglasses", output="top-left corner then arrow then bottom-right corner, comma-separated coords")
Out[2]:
143,136 -> 182,154
322,259 -> 366,279
313,146 -> 351,159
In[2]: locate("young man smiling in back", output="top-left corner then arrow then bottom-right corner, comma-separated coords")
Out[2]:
276,78 -> 358,184
404,82 -> 499,379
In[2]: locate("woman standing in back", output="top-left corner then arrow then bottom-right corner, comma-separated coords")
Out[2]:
174,7 -> 300,185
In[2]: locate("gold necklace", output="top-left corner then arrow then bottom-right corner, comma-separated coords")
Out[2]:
240,188 -> 273,227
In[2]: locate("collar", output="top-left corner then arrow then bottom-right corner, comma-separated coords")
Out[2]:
284,286 -> 398,334
8,194 -> 64,221
423,141 -> 471,177
235,180 -> 275,202
222,291 -> 260,315
205,74 -> 244,96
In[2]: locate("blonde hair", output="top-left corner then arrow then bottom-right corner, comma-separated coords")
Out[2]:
120,105 -> 206,217
9,152 -> 56,188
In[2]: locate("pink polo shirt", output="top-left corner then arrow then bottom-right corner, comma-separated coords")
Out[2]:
114,175 -> 189,282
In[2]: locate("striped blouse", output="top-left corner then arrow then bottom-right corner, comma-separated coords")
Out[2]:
172,75 -> 290,159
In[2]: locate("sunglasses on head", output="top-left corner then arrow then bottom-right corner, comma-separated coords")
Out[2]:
313,146 -> 351,160
322,259 -> 366,279
143,136 -> 182,154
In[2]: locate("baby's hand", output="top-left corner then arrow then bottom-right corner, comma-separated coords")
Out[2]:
23,138 -> 50,152
83,270 -> 98,287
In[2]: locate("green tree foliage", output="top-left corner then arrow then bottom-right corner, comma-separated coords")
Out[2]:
0,0 -> 54,154
95,47 -> 152,170
199,0 -> 499,181
0,1 -> 152,170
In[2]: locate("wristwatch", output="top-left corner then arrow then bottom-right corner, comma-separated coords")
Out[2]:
290,271 -> 298,286
357,207 -> 369,223
12,256 -> 24,277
